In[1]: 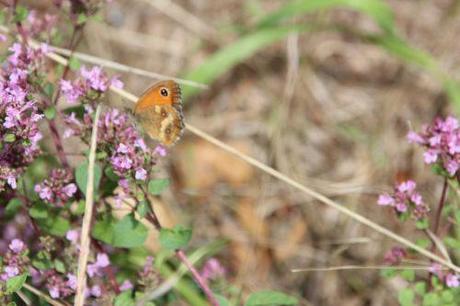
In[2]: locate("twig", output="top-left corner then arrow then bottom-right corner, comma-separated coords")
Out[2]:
432,177 -> 448,236
49,45 -> 208,89
74,104 -> 102,306
23,284 -> 66,306
291,265 -> 449,273
175,249 -> 219,306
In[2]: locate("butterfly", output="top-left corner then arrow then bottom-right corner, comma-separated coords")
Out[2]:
134,80 -> 185,146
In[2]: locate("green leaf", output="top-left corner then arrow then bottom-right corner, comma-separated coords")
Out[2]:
159,225 -> 192,250
136,201 -> 149,218
215,294 -> 231,306
75,161 -> 102,196
114,290 -> 135,306
4,133 -> 16,142
415,238 -> 431,249
68,56 -> 81,70
29,202 -> 49,219
401,269 -> 415,282
6,273 -> 28,294
441,290 -> 454,303
245,290 -> 298,306
398,288 -> 414,306
77,13 -> 88,25
148,178 -> 170,195
44,83 -> 55,97
54,259 -> 66,273
414,282 -> 426,295
5,198 -> 22,216
444,237 -> 460,249
182,25 -> 306,99
14,6 -> 28,23
44,216 -> 70,236
257,0 -> 394,33
423,293 -> 440,306
380,267 -> 396,278
44,107 -> 56,120
112,214 -> 148,248
92,215 -> 115,244
415,218 -> 429,230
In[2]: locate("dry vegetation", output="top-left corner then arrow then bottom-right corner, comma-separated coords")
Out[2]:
29,0 -> 460,305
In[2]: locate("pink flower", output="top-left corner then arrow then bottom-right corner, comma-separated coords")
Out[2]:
90,285 -> 102,297
397,180 -> 416,193
377,180 -> 429,219
49,286 -> 60,299
120,280 -> 133,291
377,194 -> 394,206
135,168 -> 147,180
410,116 -> 460,176
66,229 -> 80,244
445,273 -> 459,288
4,265 -> 19,278
87,253 -> 110,277
200,258 -> 226,281
153,145 -> 167,157
9,239 -> 25,253
66,274 -> 77,290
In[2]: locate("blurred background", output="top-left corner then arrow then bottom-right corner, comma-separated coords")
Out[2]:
33,0 -> 460,304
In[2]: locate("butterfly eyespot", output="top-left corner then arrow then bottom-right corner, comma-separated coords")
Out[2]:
165,128 -> 171,134
160,88 -> 169,97
161,110 -> 167,117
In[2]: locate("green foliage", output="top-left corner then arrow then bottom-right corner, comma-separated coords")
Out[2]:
92,214 -> 148,248
92,215 -> 115,244
44,107 -> 56,120
5,198 -> 22,217
114,290 -> 135,306
6,273 -> 28,294
136,200 -> 149,218
398,288 -> 414,306
182,25 -> 306,99
159,225 -> 192,250
245,290 -> 298,306
69,56 -> 81,71
257,0 -> 394,33
148,178 -> 170,195
112,214 -> 148,248
75,161 -> 102,196
415,218 -> 429,230
14,6 -> 28,23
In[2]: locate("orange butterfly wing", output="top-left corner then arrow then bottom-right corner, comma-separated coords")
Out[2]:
134,80 -> 184,146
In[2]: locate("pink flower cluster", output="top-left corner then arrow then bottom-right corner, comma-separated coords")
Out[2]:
0,43 -> 48,192
0,239 -> 28,281
34,169 -> 77,206
429,264 -> 459,288
377,180 -> 429,219
383,246 -> 407,265
408,116 -> 460,176
64,107 -> 154,181
60,66 -> 123,103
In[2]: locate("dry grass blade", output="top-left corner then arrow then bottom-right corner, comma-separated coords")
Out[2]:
23,284 -> 66,306
28,38 -> 460,273
74,105 -> 102,306
291,265 -> 447,273
50,46 -> 208,89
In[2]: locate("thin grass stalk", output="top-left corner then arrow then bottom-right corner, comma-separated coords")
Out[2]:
22,34 -> 460,274
23,284 -> 66,306
74,104 -> 102,306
